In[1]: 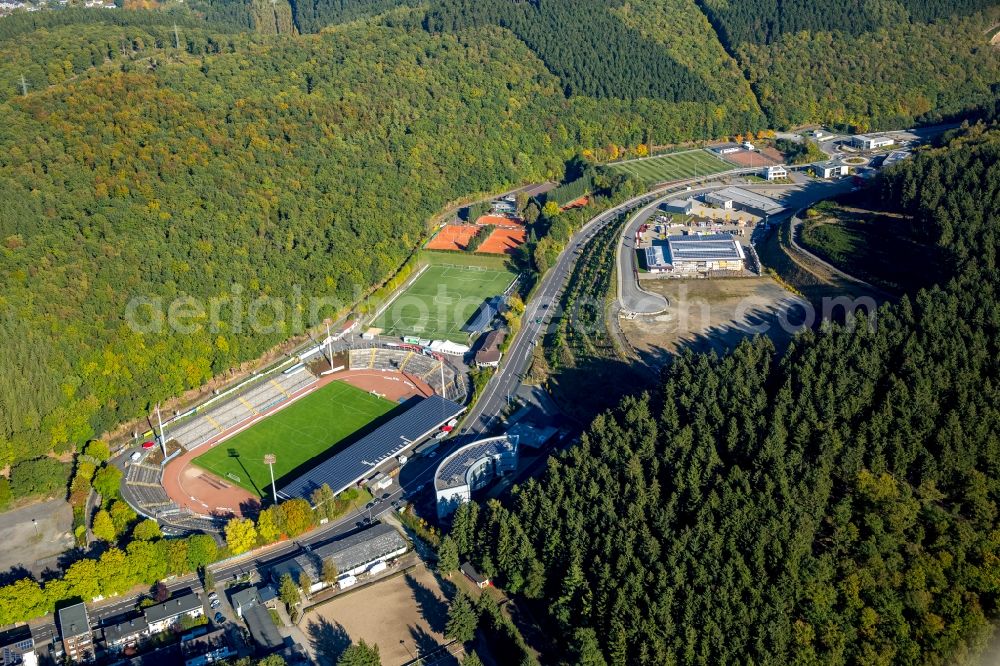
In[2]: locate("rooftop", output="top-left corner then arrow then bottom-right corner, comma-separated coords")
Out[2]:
707,187 -> 783,214
434,435 -> 518,492
460,562 -> 488,584
644,245 -> 670,269
475,329 -> 505,365
103,617 -> 148,643
667,234 -> 746,263
228,587 -> 260,614
277,394 -> 465,500
270,522 -> 408,583
179,628 -> 230,658
58,602 -> 90,639
243,604 -> 284,650
144,593 -> 202,625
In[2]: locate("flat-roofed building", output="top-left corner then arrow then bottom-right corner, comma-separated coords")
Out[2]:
817,162 -> 849,179
666,234 -> 746,275
644,245 -> 670,274
0,625 -> 34,665
765,165 -> 788,181
269,523 -> 408,594
705,187 -> 783,216
712,142 -> 742,155
851,134 -> 895,150
58,603 -> 93,663
659,199 -> 694,215
704,192 -> 734,209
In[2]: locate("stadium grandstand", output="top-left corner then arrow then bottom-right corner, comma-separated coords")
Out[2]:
348,348 -> 466,401
462,296 -> 503,334
277,394 -> 465,502
121,462 -> 226,534
164,368 -> 316,451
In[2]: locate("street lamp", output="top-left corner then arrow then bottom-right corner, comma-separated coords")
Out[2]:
31,518 -> 38,536
264,454 -> 277,505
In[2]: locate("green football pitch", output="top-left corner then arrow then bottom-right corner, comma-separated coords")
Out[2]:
605,150 -> 731,184
192,381 -> 395,496
372,262 -> 517,342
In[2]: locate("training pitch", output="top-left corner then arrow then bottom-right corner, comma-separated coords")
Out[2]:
605,149 -> 731,184
372,261 -> 517,342
191,381 -> 395,496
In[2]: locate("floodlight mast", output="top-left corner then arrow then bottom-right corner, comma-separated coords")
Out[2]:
155,403 -> 167,459
264,454 -> 277,504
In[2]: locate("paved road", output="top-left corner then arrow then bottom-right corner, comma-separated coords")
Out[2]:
459,189 -> 671,434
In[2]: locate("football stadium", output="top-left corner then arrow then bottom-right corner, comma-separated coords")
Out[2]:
191,381 -> 397,496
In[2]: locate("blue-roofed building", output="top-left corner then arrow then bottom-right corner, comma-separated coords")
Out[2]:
462,296 -> 502,334
277,395 -> 465,501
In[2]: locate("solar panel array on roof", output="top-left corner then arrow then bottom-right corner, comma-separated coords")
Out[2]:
667,235 -> 745,262
277,394 -> 464,500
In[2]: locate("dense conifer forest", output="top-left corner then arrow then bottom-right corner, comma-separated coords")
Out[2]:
448,125 -> 1000,664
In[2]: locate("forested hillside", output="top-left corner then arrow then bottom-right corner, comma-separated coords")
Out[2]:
0,12 -> 736,467
698,0 -> 997,47
453,126 -> 1000,663
742,9 -> 1000,129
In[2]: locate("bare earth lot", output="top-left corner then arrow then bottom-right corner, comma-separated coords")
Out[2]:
0,498 -> 75,578
622,277 -> 808,363
302,565 -> 463,666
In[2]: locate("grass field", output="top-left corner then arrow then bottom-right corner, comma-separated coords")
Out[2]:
372,259 -> 517,342
605,149 -> 732,183
192,381 -> 395,496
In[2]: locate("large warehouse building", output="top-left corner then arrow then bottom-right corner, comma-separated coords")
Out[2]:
434,434 -> 519,518
277,394 -> 464,501
665,234 -> 746,275
851,134 -> 895,150
706,187 -> 783,216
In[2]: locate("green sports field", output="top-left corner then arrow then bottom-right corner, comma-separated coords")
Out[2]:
605,150 -> 731,184
372,260 -> 517,342
192,381 -> 395,496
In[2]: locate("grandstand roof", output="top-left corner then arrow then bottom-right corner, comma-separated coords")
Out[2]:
277,394 -> 465,500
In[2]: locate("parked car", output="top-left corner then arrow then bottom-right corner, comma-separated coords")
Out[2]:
208,592 -> 218,601
214,612 -> 225,623
210,599 -> 221,609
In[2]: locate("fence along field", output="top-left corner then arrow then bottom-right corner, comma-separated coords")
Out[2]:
191,381 -> 395,495
372,256 -> 517,342
606,149 -> 732,183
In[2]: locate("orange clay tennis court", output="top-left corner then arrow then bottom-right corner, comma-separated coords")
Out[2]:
425,224 -> 477,251
478,226 -> 527,254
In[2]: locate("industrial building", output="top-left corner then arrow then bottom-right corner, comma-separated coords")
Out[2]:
765,165 -> 787,181
435,435 -> 519,518
659,198 -> 695,215
851,134 -> 895,150
269,522 -> 408,594
704,191 -> 734,209
644,245 -> 671,274
665,234 -> 746,275
705,187 -> 783,216
58,603 -> 93,663
277,394 -> 464,501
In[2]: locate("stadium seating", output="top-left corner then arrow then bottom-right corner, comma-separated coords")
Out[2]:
347,347 -> 467,401
163,369 -> 318,452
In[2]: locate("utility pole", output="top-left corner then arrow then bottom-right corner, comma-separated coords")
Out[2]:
264,454 -> 277,505
439,358 -> 445,399
19,74 -> 27,97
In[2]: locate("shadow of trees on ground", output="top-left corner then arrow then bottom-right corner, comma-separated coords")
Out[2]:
306,616 -> 352,666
